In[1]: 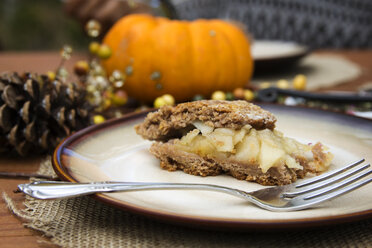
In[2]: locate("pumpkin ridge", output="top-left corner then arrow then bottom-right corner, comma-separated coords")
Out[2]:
143,17 -> 161,103
209,23 -> 223,94
128,16 -> 158,103
209,21 -> 253,88
185,22 -> 196,98
209,21 -> 237,92
192,20 -> 220,98
150,21 -> 193,101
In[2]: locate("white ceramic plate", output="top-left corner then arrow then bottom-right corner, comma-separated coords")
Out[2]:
252,40 -> 308,60
53,104 -> 372,230
251,40 -> 309,73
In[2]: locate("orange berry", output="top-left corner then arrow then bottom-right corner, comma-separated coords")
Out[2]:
233,88 -> 245,99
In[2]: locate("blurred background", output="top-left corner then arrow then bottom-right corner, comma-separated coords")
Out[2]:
0,0 -> 371,155
175,0 -> 372,49
0,0 -> 88,51
0,0 -> 371,51
0,0 -> 176,51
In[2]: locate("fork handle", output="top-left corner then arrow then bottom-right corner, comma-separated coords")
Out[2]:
18,181 -> 252,200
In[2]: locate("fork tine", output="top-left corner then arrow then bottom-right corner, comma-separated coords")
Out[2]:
288,176 -> 372,211
284,163 -> 370,197
295,159 -> 365,188
302,169 -> 372,200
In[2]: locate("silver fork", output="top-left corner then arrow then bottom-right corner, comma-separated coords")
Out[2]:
18,159 -> 372,211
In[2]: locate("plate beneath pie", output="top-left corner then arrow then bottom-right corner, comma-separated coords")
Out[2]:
53,104 -> 372,230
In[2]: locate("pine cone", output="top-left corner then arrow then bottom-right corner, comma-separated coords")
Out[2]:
0,72 -> 93,156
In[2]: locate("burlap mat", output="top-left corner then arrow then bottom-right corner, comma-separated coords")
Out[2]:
4,157 -> 372,248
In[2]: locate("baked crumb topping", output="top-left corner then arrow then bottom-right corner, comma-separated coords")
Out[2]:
135,100 -> 276,141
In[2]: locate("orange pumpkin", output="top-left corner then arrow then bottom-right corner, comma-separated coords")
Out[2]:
102,14 -> 253,103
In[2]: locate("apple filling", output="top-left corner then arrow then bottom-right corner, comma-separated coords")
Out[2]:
174,121 -> 332,173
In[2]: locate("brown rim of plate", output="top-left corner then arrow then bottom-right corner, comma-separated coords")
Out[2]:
52,104 -> 372,231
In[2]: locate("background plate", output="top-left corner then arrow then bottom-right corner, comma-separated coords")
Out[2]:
252,40 -> 309,74
53,104 -> 372,230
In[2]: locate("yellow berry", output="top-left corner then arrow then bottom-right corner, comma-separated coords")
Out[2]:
46,71 -> 56,81
162,94 -> 175,106
154,97 -> 167,108
97,44 -> 112,59
276,79 -> 290,89
93,115 -> 105,124
243,89 -> 255,101
89,41 -> 100,54
211,91 -> 226,100
293,74 -> 307,90
260,82 -> 272,89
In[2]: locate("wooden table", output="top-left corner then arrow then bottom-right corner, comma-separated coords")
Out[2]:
0,50 -> 371,248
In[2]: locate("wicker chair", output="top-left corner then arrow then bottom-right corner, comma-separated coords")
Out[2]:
172,0 -> 372,48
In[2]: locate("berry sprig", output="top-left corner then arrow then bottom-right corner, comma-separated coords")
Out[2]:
72,19 -> 130,124
151,74 -> 308,108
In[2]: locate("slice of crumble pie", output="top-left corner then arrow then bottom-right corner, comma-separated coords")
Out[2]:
135,100 -> 333,186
